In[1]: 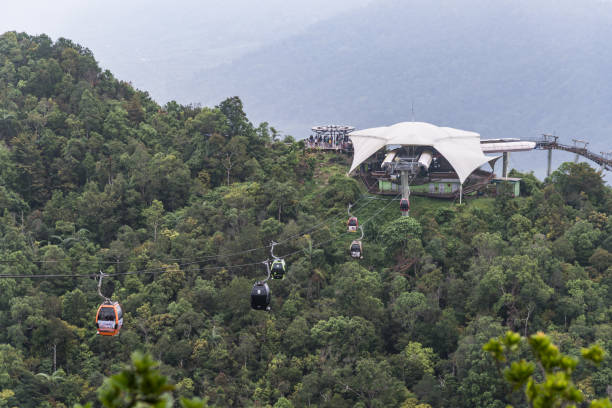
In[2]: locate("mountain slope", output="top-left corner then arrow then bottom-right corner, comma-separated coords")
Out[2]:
1,31 -> 612,408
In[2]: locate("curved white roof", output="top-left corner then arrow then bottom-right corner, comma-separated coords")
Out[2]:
349,122 -> 498,184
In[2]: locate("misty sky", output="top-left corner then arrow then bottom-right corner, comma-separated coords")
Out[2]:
1,0 -> 372,101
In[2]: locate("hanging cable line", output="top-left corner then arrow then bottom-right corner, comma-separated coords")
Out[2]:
0,261 -> 263,279
146,193 -> 376,261
0,192 -> 396,280
0,194 -> 402,339
276,194 -> 376,244
275,193 -> 401,260
0,194 -> 376,266
247,193 -> 399,311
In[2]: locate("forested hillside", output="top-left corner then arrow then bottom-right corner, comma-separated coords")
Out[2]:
0,31 -> 612,407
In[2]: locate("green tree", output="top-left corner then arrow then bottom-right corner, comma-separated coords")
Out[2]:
564,220 -> 603,264
76,351 -> 208,408
338,357 -> 408,408
78,88 -> 103,134
590,248 -> 612,273
321,174 -> 362,210
332,262 -> 384,321
551,162 -> 607,209
217,96 -> 251,138
484,331 -> 611,408
273,397 -> 294,408
220,135 -> 248,185
266,181 -> 298,222
469,255 -> 553,332
380,217 -> 423,257
142,199 -> 164,243
11,131 -> 47,206
311,315 -> 377,361
102,103 -> 130,142
147,152 -> 191,210
390,342 -> 437,387
61,288 -> 89,327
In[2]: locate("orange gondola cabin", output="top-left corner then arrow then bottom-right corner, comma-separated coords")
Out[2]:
96,301 -> 123,336
347,216 -> 359,232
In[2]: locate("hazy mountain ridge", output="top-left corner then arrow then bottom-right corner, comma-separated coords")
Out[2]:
0,0 -> 373,104
185,0 -> 612,175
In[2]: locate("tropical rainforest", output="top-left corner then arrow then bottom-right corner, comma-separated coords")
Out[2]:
0,31 -> 611,408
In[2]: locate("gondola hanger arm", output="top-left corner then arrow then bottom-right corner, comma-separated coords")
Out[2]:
97,270 -> 111,302
262,260 -> 271,283
270,241 -> 279,260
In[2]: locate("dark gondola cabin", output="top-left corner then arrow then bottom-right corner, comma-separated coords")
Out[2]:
347,216 -> 358,232
350,240 -> 363,259
96,301 -> 123,336
251,281 -> 271,311
271,259 -> 286,279
400,198 -> 410,212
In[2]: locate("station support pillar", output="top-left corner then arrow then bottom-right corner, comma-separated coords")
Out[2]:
502,152 -> 509,178
547,149 -> 552,177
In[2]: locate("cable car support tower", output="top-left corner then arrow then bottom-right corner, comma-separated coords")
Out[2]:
386,148 -> 423,213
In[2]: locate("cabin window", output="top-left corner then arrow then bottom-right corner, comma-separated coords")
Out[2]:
99,308 -> 115,321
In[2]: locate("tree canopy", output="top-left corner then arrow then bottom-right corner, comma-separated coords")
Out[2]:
0,31 -> 611,407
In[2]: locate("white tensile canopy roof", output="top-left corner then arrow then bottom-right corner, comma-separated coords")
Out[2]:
349,121 -> 499,184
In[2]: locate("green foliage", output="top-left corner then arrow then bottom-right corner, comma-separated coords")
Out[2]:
76,351 -> 207,408
564,220 -> 603,264
97,352 -> 172,406
0,31 -> 611,408
551,162 -> 607,209
321,174 -> 361,210
484,331 -> 611,408
380,216 -> 423,257
508,169 -> 543,196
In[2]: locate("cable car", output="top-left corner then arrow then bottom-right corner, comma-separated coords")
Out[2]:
251,281 -> 271,311
350,240 -> 363,259
400,198 -> 410,212
271,259 -> 286,279
96,301 -> 123,336
347,216 -> 359,232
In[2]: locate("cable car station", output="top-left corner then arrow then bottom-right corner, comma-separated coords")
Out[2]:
310,121 -> 612,204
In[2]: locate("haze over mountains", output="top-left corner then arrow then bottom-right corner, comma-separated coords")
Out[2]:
1,0 -> 372,102
181,0 -> 612,176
